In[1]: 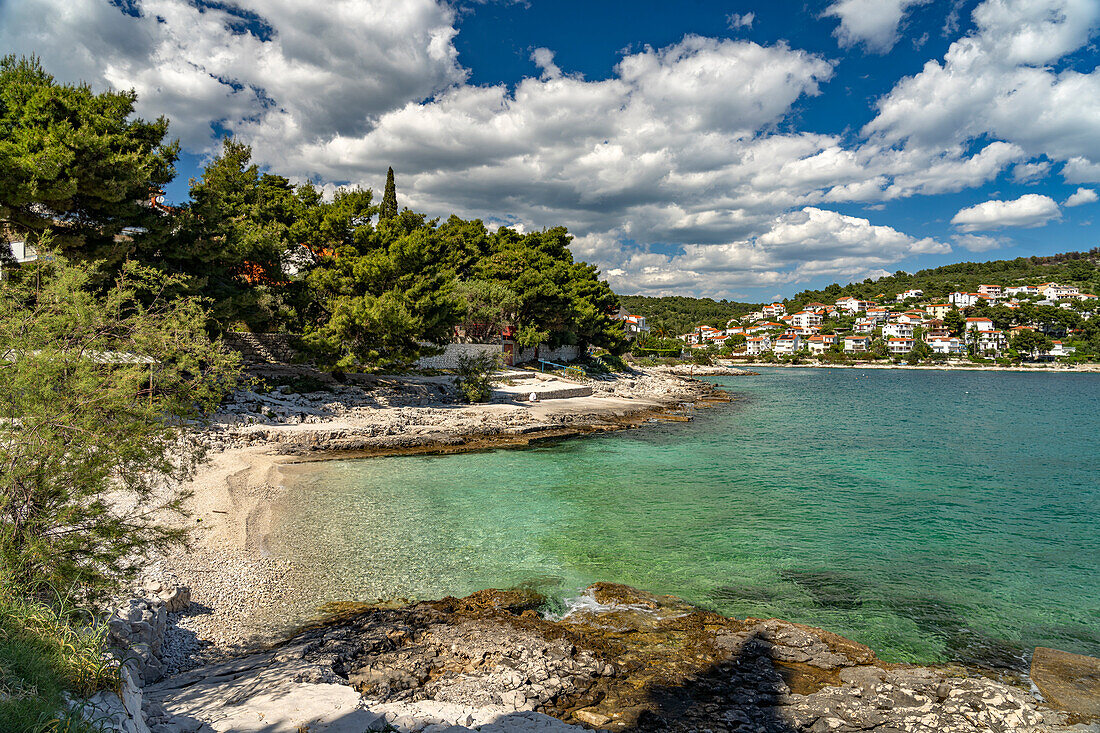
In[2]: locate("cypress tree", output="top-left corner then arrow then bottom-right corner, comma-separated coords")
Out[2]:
380,167 -> 398,220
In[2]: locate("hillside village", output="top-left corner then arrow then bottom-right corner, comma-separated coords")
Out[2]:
663,280 -> 1099,363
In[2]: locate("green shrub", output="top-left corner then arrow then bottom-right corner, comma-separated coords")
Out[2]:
454,352 -> 500,403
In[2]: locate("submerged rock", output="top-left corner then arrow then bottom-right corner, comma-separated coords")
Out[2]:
146,584 -> 1088,732
1031,646 -> 1100,721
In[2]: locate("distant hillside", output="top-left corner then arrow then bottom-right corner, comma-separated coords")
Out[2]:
618,250 -> 1100,333
618,295 -> 760,335
786,250 -> 1100,310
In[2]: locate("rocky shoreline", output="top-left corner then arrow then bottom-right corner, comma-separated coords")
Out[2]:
97,364 -> 1098,732
136,583 -> 1096,733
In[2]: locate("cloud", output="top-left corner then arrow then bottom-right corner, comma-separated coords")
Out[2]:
1065,187 -> 1099,206
952,233 -> 1008,251
1012,161 -> 1051,183
0,0 -> 467,150
530,48 -> 562,79
0,0 -> 1079,297
727,12 -> 755,29
951,194 -> 1061,231
825,0 -> 930,53
865,0 -> 1100,180
598,207 -> 949,297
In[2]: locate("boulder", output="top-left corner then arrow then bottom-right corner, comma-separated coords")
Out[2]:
1031,646 -> 1100,719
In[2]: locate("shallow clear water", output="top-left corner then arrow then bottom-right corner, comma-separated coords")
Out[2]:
269,368 -> 1100,668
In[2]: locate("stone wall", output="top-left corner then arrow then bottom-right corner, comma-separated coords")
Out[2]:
222,331 -> 301,366
415,342 -> 504,370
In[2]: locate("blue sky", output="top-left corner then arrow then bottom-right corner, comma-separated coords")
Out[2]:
2,0 -> 1099,301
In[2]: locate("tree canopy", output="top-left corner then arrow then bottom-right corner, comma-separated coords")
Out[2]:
0,55 -> 178,267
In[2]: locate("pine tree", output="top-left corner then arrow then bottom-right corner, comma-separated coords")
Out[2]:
380,167 -> 398,220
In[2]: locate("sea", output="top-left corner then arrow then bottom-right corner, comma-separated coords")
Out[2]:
267,367 -> 1100,671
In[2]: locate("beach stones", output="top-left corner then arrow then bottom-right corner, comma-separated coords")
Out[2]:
1031,646 -> 1100,719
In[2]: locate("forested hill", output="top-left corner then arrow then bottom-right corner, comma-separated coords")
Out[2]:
786,250 -> 1100,310
617,295 -> 760,335
619,251 -> 1100,333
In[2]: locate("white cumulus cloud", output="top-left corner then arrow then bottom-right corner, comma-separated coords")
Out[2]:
1065,187 -> 1099,206
825,0 -> 930,53
951,194 -> 1061,231
865,0 -> 1100,181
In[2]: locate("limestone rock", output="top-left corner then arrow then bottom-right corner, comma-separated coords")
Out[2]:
1032,646 -> 1100,719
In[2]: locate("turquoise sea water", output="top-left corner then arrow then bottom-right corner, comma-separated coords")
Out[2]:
268,368 -> 1100,669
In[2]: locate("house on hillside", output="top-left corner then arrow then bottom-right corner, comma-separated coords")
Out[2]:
791,310 -> 823,333
978,284 -> 1002,298
1006,285 -> 1039,297
807,333 -> 837,354
1040,283 -> 1080,300
883,323 -> 914,339
887,337 -> 914,354
965,317 -> 994,332
613,307 -> 650,339
746,335 -> 772,356
773,333 -> 801,354
763,302 -> 786,317
1050,341 -> 1076,357
843,335 -> 871,352
854,319 -> 875,334
950,292 -> 980,308
925,303 -> 951,319
974,329 -> 1006,355
928,336 -> 964,354
896,289 -> 923,302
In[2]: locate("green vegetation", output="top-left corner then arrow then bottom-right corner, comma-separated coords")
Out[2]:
0,252 -> 240,594
454,352 -> 499,403
618,295 -> 759,336
0,56 -> 178,270
785,252 -> 1100,310
0,578 -> 113,732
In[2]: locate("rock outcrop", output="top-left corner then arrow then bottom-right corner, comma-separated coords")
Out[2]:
107,579 -> 192,685
146,584 -> 1090,733
1032,646 -> 1100,721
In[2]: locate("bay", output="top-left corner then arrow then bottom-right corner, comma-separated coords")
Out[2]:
268,367 -> 1100,669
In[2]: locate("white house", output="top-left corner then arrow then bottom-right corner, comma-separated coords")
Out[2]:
1049,341 -> 1076,357
974,330 -> 1007,355
882,322 -> 914,339
865,307 -> 890,324
1006,285 -> 1039,297
614,309 -> 650,338
763,302 -> 786,317
950,292 -> 980,308
806,333 -> 837,353
928,336 -> 964,354
773,333 -> 801,354
1040,283 -> 1080,300
896,289 -> 923,302
854,319 -> 875,334
887,337 -> 914,354
835,296 -> 861,313
978,284 -> 1002,298
965,317 -> 994,332
791,311 -> 823,333
843,335 -> 871,352
745,335 -> 772,356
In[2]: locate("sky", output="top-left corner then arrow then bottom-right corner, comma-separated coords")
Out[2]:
2,0 -> 1100,301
